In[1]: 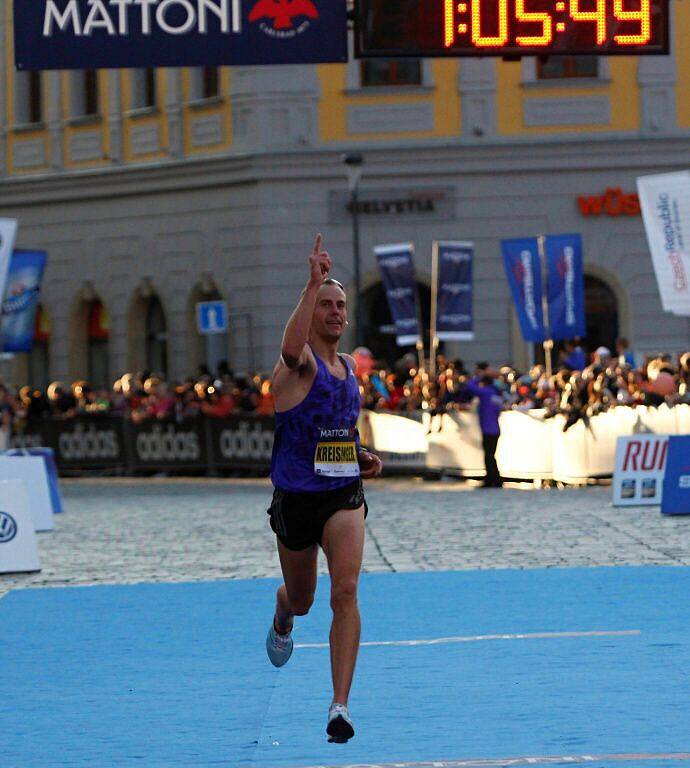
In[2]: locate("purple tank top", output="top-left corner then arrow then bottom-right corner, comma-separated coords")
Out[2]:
271,347 -> 361,492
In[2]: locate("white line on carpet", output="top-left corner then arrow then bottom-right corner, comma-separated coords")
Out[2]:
294,629 -> 641,649
294,751 -> 690,768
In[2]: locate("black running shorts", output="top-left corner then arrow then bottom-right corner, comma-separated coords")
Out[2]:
267,478 -> 368,551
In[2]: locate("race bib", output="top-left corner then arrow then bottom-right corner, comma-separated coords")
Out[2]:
314,427 -> 360,477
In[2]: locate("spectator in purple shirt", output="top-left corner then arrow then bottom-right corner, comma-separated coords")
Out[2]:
465,363 -> 504,488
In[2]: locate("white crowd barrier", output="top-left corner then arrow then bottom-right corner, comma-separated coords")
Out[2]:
360,404 -> 690,482
0,456 -> 54,531
0,480 -> 41,573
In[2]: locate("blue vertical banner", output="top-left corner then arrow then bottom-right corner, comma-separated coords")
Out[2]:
501,238 -> 546,342
435,241 -> 474,341
374,243 -> 422,346
661,435 -> 690,516
1,250 -> 48,353
545,233 -> 586,340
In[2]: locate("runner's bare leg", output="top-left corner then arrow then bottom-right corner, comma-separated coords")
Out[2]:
321,506 -> 366,704
275,540 -> 318,632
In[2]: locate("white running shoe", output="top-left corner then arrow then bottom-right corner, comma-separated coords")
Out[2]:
266,621 -> 293,667
326,702 -> 355,743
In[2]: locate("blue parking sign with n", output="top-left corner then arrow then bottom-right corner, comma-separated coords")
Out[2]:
197,301 -> 228,335
661,435 -> 690,516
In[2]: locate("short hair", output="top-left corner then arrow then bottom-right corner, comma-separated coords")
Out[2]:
322,277 -> 346,292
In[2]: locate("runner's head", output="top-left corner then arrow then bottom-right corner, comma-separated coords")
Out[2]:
310,279 -> 347,344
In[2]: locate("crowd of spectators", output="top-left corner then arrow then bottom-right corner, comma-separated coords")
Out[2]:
1,341 -> 689,438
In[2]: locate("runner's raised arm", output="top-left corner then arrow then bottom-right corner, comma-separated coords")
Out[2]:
281,234 -> 331,369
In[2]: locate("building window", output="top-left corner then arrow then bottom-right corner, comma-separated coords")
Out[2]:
87,299 -> 110,388
14,71 -> 42,125
360,59 -> 422,87
131,68 -> 157,110
190,67 -> 220,101
28,304 -> 51,390
537,56 -> 598,80
71,70 -> 100,117
145,296 -> 168,376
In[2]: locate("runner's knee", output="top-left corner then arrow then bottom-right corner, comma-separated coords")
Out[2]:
330,578 -> 358,612
289,592 -> 315,616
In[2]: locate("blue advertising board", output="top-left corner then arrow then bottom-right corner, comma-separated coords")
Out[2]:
1,250 -> 47,353
14,0 -> 347,69
435,241 -> 474,341
545,233 -> 586,341
374,243 -> 421,346
661,435 -> 690,516
501,238 -> 546,343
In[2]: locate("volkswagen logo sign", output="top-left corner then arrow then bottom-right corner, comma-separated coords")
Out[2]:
0,511 -> 18,543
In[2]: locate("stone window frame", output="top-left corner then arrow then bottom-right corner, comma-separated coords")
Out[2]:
188,66 -> 223,108
12,69 -> 43,129
520,56 -> 610,89
345,30 -> 434,95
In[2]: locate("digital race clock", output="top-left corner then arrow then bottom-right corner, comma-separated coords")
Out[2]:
354,0 -> 669,57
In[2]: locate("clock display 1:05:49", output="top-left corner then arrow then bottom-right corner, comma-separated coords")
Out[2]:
444,0 -> 651,48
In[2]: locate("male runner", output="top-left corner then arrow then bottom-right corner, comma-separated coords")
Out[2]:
266,234 -> 383,743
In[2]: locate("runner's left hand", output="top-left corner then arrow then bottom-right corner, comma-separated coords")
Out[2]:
358,449 -> 383,479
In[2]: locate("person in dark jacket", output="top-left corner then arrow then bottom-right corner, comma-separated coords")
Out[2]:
465,363 -> 504,488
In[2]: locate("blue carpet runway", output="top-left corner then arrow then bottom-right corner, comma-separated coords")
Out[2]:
1,567 -> 689,768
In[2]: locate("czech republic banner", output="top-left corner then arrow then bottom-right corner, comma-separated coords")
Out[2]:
435,241 -> 474,341
501,238 -> 546,342
545,233 -> 585,340
374,243 -> 422,346
637,170 -> 690,317
1,250 -> 48,353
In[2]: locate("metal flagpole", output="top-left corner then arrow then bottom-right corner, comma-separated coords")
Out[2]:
537,234 -> 553,378
429,241 -> 439,381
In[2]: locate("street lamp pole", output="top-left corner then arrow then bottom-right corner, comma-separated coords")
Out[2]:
343,152 -> 364,348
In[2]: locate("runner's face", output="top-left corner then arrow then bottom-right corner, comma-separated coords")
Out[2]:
312,284 -> 347,342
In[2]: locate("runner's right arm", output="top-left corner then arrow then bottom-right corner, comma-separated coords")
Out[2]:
279,234 -> 331,370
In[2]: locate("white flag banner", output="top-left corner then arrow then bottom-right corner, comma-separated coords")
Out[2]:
0,219 -> 18,305
636,171 -> 690,316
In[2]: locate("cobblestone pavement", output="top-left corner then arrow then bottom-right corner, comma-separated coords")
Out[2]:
2,477 -> 690,596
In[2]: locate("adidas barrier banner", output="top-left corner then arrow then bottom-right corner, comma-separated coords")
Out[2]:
637,171 -> 690,316
0,220 -> 18,309
375,243 -> 422,346
501,238 -> 546,342
1,250 -> 47,353
13,0 -> 348,70
545,233 -> 585,340
435,241 -> 474,341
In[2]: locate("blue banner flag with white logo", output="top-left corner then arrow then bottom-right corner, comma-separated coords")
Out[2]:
545,233 -> 585,341
1,250 -> 47,353
661,435 -> 690,515
374,243 -> 421,346
435,241 -> 474,341
501,238 -> 546,342
14,0 -> 347,70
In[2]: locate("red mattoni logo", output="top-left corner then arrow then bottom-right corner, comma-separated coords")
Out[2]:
249,0 -> 318,38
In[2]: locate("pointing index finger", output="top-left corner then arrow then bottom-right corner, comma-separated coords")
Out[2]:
313,233 -> 323,256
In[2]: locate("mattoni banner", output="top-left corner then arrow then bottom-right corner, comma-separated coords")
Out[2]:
435,241 -> 474,341
637,170 -> 690,316
374,243 -> 422,346
14,0 -> 347,70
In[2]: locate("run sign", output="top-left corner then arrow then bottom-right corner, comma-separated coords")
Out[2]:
612,434 -> 669,506
13,0 -> 347,70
